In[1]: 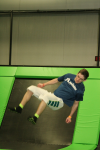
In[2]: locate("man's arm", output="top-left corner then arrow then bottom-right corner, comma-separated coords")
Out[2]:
37,78 -> 59,88
65,100 -> 79,124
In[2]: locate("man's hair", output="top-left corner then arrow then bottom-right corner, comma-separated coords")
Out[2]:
78,69 -> 89,80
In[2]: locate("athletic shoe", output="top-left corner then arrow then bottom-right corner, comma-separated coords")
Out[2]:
8,106 -> 22,114
27,116 -> 36,125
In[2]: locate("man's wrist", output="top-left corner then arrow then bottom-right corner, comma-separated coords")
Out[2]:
68,115 -> 72,119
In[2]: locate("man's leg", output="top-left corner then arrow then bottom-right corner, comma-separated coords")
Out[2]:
36,100 -> 47,116
8,85 -> 48,124
28,92 -> 64,125
20,90 -> 33,106
8,90 -> 33,113
28,100 -> 47,124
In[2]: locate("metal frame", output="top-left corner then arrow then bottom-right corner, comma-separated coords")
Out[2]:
0,9 -> 100,67
9,11 -> 13,66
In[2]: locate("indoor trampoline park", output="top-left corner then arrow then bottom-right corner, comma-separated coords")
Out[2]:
0,1 -> 100,150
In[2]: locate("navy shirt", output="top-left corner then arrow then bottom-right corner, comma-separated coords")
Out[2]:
54,73 -> 85,107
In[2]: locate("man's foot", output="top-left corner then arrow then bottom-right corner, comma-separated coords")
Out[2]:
8,106 -> 22,114
27,116 -> 37,125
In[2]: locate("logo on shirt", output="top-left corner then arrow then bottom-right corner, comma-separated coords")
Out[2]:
65,78 -> 77,91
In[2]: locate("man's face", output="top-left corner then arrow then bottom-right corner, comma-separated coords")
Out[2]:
74,73 -> 85,84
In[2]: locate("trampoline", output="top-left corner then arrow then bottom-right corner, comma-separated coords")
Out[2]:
0,79 -> 77,150
0,67 -> 100,150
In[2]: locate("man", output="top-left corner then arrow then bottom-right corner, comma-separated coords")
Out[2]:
9,68 -> 89,125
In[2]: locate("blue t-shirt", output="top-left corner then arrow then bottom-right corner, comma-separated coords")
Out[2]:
54,73 -> 85,107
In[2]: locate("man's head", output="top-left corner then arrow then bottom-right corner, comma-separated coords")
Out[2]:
74,69 -> 89,84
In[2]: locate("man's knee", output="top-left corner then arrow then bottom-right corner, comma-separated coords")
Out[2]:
27,85 -> 36,94
42,94 -> 50,104
27,85 -> 35,95
27,89 -> 33,96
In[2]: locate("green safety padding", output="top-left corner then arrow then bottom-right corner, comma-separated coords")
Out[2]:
15,67 -> 83,78
58,144 -> 97,150
72,80 -> 100,145
0,67 -> 17,77
87,68 -> 100,79
0,77 -> 15,126
15,67 -> 100,79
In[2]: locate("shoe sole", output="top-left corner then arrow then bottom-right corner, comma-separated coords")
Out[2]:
27,117 -> 36,125
8,108 -> 21,114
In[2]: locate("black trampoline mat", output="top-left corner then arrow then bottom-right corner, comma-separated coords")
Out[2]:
0,141 -> 68,150
0,79 -> 78,150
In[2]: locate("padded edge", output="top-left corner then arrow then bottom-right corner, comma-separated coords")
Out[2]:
0,77 -> 15,126
72,80 -> 100,145
0,67 -> 17,77
15,67 -> 81,78
58,144 -> 97,150
15,67 -> 100,79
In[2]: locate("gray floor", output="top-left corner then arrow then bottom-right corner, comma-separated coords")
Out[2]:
0,79 -> 78,150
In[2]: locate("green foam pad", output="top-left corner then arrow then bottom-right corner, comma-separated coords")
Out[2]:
15,67 -> 100,79
87,68 -> 100,79
0,77 -> 15,126
72,80 -> 100,145
0,67 -> 17,77
58,144 -> 97,150
15,67 -> 82,78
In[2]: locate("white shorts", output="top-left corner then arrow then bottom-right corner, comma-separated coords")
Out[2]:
27,85 -> 64,110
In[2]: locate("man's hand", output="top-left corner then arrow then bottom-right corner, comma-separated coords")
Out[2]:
37,83 -> 44,88
37,78 -> 58,88
65,116 -> 72,124
65,101 -> 79,124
